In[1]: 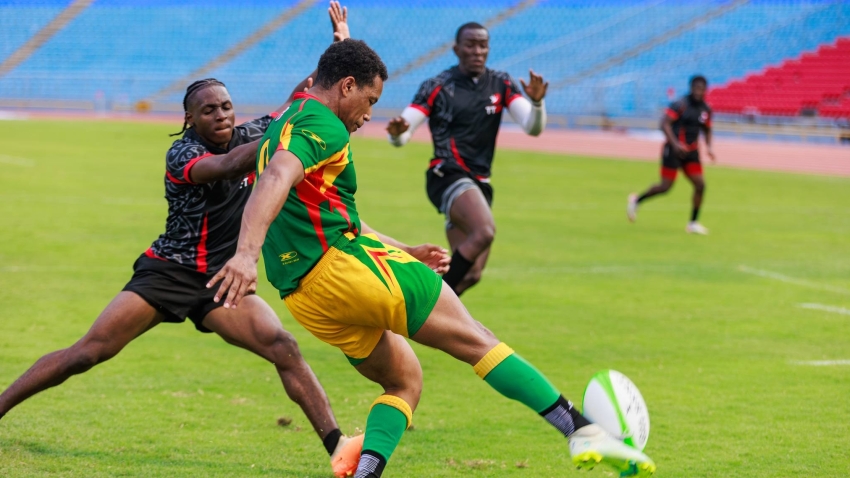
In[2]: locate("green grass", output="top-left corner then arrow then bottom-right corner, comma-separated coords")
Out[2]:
1,119 -> 849,477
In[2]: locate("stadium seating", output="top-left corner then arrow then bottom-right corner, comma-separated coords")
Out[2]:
0,0 -> 848,119
708,37 -> 850,117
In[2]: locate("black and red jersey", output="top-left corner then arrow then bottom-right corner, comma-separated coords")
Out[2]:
665,95 -> 712,152
145,114 -> 274,274
411,66 -> 522,180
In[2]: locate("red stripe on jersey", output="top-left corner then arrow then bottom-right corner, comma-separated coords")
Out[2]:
429,159 -> 443,169
661,166 -> 678,180
196,213 -> 209,273
410,103 -> 429,116
269,111 -> 280,119
295,171 -> 330,252
678,129 -> 698,151
450,137 -> 471,173
684,162 -> 703,176
166,171 -> 189,184
505,94 -> 523,107
426,85 -> 442,111
704,115 -> 712,128
504,81 -> 522,107
665,108 -> 679,120
144,247 -> 167,261
183,152 -> 214,184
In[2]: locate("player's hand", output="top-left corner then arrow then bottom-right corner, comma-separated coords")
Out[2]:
386,117 -> 410,137
329,1 -> 349,42
520,69 -> 548,103
406,244 -> 450,275
206,252 -> 258,309
671,141 -> 687,158
707,146 -> 717,163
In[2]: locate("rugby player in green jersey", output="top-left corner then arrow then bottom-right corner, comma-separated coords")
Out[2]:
209,39 -> 656,478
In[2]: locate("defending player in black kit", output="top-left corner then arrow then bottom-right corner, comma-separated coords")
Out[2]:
387,22 -> 548,296
627,75 -> 716,234
0,4 -> 364,476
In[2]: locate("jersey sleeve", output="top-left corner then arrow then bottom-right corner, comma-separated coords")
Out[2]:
409,77 -> 443,117
278,107 -> 348,170
665,100 -> 685,121
165,141 -> 212,185
703,107 -> 713,129
235,113 -> 275,142
502,74 -> 524,107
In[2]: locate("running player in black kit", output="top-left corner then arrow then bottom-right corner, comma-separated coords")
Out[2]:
387,22 -> 548,295
627,75 -> 716,234
0,4 -> 363,475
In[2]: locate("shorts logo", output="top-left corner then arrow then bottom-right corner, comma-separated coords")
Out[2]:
279,251 -> 299,265
301,129 -> 326,150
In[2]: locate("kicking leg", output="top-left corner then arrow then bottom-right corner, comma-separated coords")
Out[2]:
351,331 -> 421,478
0,291 -> 162,418
445,226 -> 492,295
628,169 -> 676,223
200,295 -> 342,451
441,188 -> 495,295
410,283 -> 656,475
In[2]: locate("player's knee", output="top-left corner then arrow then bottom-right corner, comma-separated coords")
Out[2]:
67,342 -> 113,374
694,181 -> 705,194
464,268 -> 483,287
268,330 -> 303,370
658,182 -> 673,193
468,225 -> 495,252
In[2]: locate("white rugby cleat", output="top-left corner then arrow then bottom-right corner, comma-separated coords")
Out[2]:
569,424 -> 656,477
685,221 -> 709,235
627,194 -> 638,222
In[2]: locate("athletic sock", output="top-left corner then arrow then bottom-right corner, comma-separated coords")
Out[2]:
637,193 -> 650,203
322,428 -> 343,456
539,395 -> 591,436
0,412 -> 5,421
354,450 -> 386,478
355,396 -> 412,477
691,206 -> 700,222
474,343 -> 589,437
441,250 -> 474,292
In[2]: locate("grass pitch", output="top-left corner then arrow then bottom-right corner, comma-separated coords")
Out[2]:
1,119 -> 849,477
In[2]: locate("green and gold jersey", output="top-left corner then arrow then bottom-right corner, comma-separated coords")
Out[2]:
256,92 -> 360,296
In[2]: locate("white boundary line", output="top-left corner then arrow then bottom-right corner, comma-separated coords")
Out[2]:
791,360 -> 850,366
799,303 -> 850,316
737,265 -> 850,295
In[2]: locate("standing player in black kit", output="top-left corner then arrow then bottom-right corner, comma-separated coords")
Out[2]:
0,4 -> 363,476
627,75 -> 716,234
387,22 -> 548,296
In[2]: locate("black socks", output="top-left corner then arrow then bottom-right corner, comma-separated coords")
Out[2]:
442,250 -> 474,292
323,428 -> 343,456
539,395 -> 591,437
691,206 -> 700,222
354,450 -> 386,478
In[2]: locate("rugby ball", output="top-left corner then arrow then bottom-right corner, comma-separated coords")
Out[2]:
582,370 -> 650,451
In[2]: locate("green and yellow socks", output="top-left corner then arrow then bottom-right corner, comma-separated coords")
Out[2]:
474,343 -> 590,436
354,343 -> 589,477
354,395 -> 412,478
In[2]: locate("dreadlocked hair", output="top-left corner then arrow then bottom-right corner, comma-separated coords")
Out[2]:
170,78 -> 226,137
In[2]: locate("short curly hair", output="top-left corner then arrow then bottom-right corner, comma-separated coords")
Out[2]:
315,39 -> 388,90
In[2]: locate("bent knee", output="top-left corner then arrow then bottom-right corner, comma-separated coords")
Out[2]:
66,342 -> 115,374
468,225 -> 495,251
268,331 -> 303,368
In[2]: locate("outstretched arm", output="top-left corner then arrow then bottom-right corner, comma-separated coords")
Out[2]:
361,221 -> 450,274
386,107 -> 427,147
207,150 -> 305,308
186,140 -> 260,184
507,69 -> 548,136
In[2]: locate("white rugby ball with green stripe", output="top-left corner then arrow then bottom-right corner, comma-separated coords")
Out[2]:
582,370 -> 650,451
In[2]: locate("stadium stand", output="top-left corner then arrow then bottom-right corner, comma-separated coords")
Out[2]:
708,37 -> 850,118
0,0 -> 847,121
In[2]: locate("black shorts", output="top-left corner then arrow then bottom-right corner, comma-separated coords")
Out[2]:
661,143 -> 702,179
122,255 -> 224,333
426,161 -> 493,216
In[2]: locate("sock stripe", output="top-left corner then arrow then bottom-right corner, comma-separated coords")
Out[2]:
543,405 -> 576,437
473,342 -> 515,379
354,453 -> 382,478
371,395 -> 413,428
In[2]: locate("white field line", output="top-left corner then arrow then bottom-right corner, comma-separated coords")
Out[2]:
737,265 -> 850,295
791,360 -> 850,366
799,303 -> 850,316
0,154 -> 35,167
